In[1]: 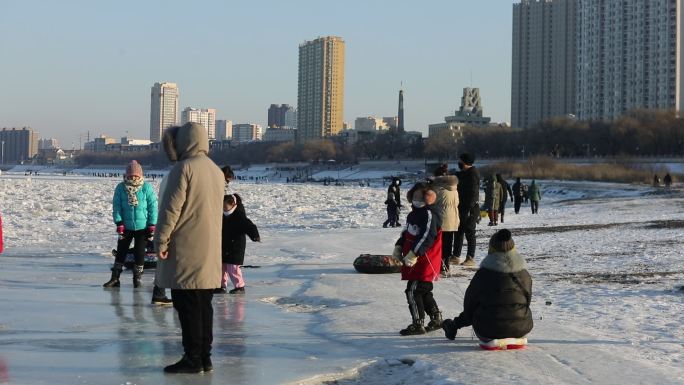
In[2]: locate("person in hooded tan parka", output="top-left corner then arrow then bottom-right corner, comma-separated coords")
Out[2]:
430,164 -> 460,272
154,122 -> 224,374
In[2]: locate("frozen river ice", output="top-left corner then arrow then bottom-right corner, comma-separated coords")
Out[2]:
1,174 -> 684,384
0,252 -> 368,385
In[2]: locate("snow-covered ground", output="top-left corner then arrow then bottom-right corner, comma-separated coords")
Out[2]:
0,173 -> 683,384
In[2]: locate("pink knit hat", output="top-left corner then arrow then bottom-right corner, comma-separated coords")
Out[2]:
126,160 -> 143,177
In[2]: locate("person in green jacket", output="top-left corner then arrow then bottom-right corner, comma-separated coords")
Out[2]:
103,160 -> 158,288
529,180 -> 541,214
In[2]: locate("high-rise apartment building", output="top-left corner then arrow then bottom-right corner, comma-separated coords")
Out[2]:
232,124 -> 263,143
0,127 -> 39,163
354,116 -> 389,132
297,36 -> 345,143
511,0 -> 576,129
268,104 -> 296,128
181,107 -> 217,139
150,82 -> 179,143
38,138 -> 59,150
513,0 -> 684,125
576,0 -> 683,120
215,120 -> 233,140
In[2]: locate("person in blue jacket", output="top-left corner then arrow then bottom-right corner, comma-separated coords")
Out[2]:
103,160 -> 158,288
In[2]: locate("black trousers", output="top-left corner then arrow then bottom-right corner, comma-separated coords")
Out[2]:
383,205 -> 399,227
531,200 -> 539,214
114,229 -> 147,266
405,281 -> 438,322
171,289 -> 214,359
454,205 -> 478,258
441,231 -> 456,264
514,198 -> 522,214
499,200 -> 508,221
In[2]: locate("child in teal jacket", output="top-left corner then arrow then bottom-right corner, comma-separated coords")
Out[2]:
103,160 -> 158,288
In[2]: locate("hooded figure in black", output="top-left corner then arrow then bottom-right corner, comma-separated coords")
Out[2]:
383,177 -> 402,228
442,229 -> 533,341
220,194 -> 260,294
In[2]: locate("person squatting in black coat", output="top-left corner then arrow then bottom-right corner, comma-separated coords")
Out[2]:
218,194 -> 260,295
383,177 -> 402,228
442,229 -> 533,342
454,153 -> 480,266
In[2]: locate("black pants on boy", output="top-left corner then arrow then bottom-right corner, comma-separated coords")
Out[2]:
383,204 -> 400,227
405,281 -> 438,322
171,289 -> 214,361
454,205 -> 478,259
115,229 -> 147,265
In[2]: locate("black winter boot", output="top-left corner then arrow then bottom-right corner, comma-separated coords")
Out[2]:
133,265 -> 144,288
202,355 -> 213,372
163,355 -> 203,374
103,263 -> 123,288
426,311 -> 443,332
399,319 -> 426,336
442,319 -> 458,340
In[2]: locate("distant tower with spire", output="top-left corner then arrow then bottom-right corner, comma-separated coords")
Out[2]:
397,85 -> 405,132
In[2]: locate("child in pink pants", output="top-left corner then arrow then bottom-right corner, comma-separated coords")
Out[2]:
219,194 -> 260,294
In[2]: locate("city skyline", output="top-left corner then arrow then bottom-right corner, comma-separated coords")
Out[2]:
0,1 -> 512,148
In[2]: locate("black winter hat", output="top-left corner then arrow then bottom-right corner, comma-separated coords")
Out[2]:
459,153 -> 475,165
489,229 -> 515,252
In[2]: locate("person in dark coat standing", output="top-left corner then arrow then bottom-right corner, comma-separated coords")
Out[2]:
512,177 -> 524,214
442,229 -> 533,343
454,153 -> 480,267
529,180 -> 541,214
383,177 -> 402,228
496,174 -> 513,223
219,194 -> 260,294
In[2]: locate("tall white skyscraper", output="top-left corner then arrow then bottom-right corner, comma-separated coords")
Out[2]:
181,107 -> 217,139
150,82 -> 179,143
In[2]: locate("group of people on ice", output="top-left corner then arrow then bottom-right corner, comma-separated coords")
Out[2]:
101,122 -> 260,373
389,153 -> 534,348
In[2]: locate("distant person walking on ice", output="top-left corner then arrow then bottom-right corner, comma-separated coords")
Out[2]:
483,174 -> 503,226
512,177 -> 524,214
393,184 -> 443,336
496,174 -> 513,224
442,229 -> 533,349
383,177 -> 402,228
653,174 -> 661,187
154,122 -> 224,374
103,160 -> 158,289
529,180 -> 541,214
664,173 -> 672,188
218,193 -> 260,295
454,153 -> 481,267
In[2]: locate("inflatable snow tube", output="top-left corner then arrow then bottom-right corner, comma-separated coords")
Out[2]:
353,254 -> 403,274
112,249 -> 158,269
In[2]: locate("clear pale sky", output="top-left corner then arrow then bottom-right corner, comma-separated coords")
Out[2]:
0,0 -> 513,149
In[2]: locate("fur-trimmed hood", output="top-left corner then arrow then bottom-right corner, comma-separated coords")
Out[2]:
432,175 -> 458,191
479,248 -> 528,273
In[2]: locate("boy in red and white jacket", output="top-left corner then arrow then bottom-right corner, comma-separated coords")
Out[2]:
393,184 -> 443,335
